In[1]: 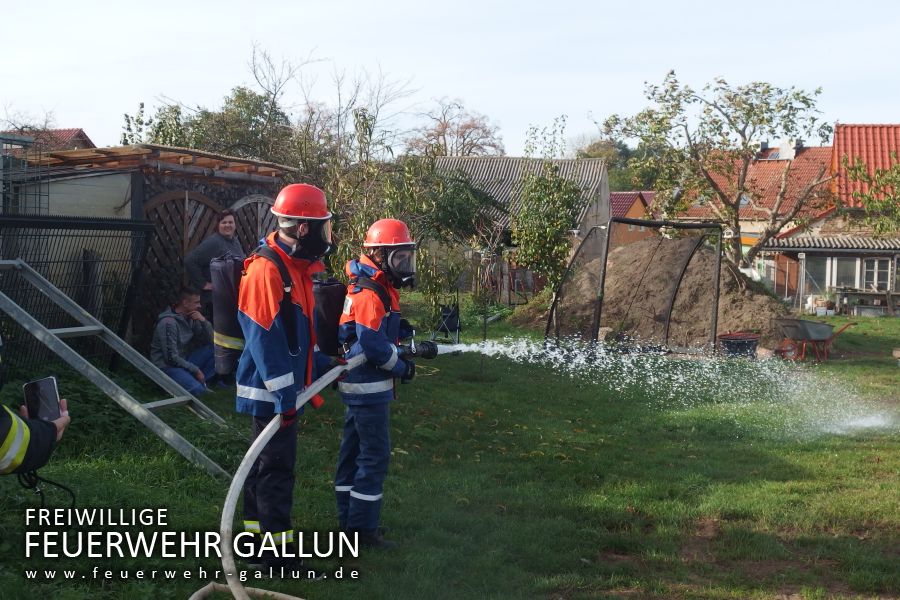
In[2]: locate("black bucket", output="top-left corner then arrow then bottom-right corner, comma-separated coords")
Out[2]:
717,332 -> 759,358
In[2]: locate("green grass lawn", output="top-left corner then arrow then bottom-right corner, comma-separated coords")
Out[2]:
813,316 -> 900,402
0,310 -> 897,599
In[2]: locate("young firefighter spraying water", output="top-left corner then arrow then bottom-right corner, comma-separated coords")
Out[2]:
335,218 -> 426,549
235,183 -> 335,569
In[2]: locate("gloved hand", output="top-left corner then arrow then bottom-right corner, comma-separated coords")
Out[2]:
325,356 -> 347,371
280,407 -> 298,429
400,359 -> 415,384
399,318 -> 415,341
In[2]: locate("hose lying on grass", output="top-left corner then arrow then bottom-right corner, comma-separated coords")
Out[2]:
189,582 -> 304,600
192,354 -> 367,600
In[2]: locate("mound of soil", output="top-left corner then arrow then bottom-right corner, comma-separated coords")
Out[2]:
517,236 -> 788,348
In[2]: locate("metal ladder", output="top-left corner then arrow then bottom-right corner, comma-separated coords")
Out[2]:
0,259 -> 231,479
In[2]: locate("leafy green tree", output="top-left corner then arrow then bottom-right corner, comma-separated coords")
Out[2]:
604,71 -> 833,268
512,117 -> 584,290
843,153 -> 900,235
121,102 -> 152,145
575,137 -> 658,192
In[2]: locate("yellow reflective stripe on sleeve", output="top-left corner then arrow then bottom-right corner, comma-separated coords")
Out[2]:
214,331 -> 245,350
271,530 -> 294,544
243,520 -> 261,533
0,407 -> 31,474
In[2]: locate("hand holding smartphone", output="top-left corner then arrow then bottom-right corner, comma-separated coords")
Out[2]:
23,376 -> 61,421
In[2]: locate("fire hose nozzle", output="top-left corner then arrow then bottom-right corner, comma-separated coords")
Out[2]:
400,340 -> 439,359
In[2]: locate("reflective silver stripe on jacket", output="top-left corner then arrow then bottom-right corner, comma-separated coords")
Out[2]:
337,379 -> 394,395
378,346 -> 399,371
237,385 -> 308,405
349,490 -> 383,501
237,384 -> 277,403
264,372 -> 294,391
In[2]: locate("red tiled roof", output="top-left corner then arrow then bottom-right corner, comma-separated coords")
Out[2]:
684,146 -> 832,220
609,191 -> 652,218
610,191 -> 638,218
832,124 -> 900,208
0,128 -> 95,151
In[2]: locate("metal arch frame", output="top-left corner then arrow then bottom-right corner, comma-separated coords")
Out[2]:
544,224 -> 606,341
661,227 -> 723,347
546,217 -> 723,347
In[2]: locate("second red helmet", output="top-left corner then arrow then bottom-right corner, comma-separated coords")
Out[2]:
363,219 -> 415,247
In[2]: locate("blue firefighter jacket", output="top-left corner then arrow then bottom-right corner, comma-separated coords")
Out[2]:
337,256 -> 410,405
235,233 -> 330,417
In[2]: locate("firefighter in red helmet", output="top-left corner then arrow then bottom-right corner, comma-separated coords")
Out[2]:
334,218 -> 417,549
236,183 -> 334,569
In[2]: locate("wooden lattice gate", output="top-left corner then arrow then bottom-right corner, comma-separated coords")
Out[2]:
133,192 -> 275,350
230,194 -> 277,250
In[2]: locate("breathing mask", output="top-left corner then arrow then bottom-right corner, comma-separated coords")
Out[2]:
379,245 -> 417,288
279,217 -> 333,260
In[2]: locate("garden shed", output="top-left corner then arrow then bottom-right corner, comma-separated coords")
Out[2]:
7,143 -> 296,348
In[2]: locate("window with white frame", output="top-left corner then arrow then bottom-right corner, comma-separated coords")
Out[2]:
895,256 -> 900,292
805,256 -> 828,295
863,258 -> 892,292
833,257 -> 857,288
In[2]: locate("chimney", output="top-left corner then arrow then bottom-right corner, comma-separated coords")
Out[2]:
777,139 -> 796,160
793,138 -> 804,151
759,141 -> 769,152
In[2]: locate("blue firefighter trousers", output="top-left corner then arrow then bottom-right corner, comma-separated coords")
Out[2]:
243,414 -> 298,543
335,403 -> 391,532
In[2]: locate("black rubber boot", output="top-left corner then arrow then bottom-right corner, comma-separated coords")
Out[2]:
238,533 -> 264,568
262,542 -> 326,580
358,528 -> 396,550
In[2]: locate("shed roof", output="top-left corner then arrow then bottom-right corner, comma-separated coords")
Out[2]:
434,156 -> 606,230
762,236 -> 900,252
22,143 -> 297,178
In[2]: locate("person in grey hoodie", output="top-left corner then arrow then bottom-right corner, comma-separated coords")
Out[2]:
184,209 -> 246,318
150,286 -> 215,395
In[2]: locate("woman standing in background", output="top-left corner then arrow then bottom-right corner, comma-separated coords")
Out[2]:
184,210 -> 246,319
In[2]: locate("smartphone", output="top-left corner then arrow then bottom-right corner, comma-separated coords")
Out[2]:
23,376 -> 61,421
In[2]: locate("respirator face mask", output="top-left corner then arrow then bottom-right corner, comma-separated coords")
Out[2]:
279,217 -> 333,260
384,246 -> 417,288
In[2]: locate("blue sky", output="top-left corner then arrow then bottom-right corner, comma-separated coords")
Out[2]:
3,0 -> 899,155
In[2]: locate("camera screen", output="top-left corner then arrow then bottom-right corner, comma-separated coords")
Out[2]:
23,377 -> 60,421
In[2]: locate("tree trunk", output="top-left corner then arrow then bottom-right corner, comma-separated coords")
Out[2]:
728,216 -> 745,268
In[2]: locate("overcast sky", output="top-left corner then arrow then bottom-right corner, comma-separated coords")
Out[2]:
3,0 -> 899,156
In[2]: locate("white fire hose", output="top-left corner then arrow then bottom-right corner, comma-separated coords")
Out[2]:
190,353 -> 366,600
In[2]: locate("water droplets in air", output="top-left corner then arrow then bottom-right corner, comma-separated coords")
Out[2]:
436,338 -> 897,439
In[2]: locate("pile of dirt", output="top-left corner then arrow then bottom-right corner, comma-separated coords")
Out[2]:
518,236 -> 788,348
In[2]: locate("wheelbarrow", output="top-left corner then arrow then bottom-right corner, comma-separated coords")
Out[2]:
774,318 -> 855,361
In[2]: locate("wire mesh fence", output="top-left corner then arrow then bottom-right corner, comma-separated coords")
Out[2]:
0,215 -> 153,374
546,218 -> 722,348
